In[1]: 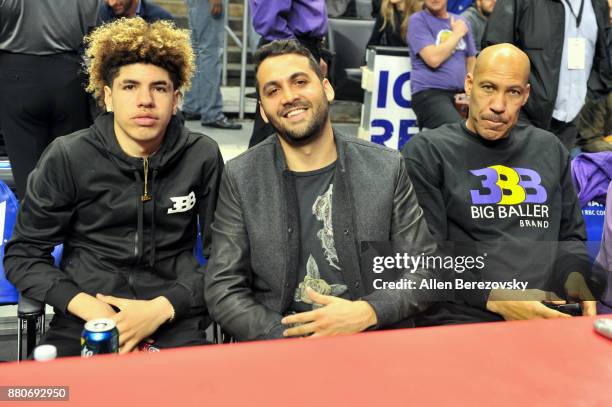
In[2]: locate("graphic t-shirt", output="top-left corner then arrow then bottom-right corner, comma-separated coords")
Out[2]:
402,122 -> 588,324
407,10 -> 477,95
290,162 -> 349,313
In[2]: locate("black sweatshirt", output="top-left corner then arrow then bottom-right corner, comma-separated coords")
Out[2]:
4,113 -> 223,322
402,122 -> 587,325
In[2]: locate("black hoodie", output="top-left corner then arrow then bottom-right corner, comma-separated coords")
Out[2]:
4,113 -> 224,322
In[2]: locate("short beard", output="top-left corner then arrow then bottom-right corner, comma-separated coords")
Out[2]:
275,99 -> 329,147
116,0 -> 135,17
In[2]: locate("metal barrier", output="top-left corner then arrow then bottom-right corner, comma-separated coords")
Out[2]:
221,0 -> 249,119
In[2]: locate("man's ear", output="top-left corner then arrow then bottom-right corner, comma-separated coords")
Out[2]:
259,102 -> 269,123
172,90 -> 180,114
103,85 -> 113,112
322,78 -> 335,103
522,83 -> 531,106
464,72 -> 473,97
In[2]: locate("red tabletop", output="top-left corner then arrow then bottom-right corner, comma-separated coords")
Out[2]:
1,316 -> 610,406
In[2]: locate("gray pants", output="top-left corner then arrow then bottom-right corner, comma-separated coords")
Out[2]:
182,0 -> 224,123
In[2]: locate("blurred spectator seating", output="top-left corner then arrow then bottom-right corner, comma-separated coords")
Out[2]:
327,18 -> 376,99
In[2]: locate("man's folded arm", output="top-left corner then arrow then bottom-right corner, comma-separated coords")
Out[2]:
204,170 -> 284,341
4,139 -> 81,313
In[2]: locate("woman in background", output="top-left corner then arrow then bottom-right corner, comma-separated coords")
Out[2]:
367,0 -> 422,47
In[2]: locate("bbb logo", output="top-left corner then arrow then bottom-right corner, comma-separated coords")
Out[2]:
470,165 -> 547,205
168,191 -> 196,214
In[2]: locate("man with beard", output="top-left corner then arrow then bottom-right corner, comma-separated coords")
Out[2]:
247,0 -> 329,147
204,39 -> 437,341
461,0 -> 496,52
402,44 -> 596,326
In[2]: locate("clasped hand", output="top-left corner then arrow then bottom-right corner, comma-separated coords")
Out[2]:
96,294 -> 173,354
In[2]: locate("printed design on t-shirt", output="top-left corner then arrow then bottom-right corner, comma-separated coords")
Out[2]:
293,183 -> 347,309
436,29 -> 466,51
167,191 -> 196,214
294,255 -> 348,309
313,184 -> 341,270
469,165 -> 550,228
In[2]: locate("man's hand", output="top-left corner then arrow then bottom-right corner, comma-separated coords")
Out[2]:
486,289 -> 571,320
564,272 -> 597,316
450,16 -> 469,38
67,292 -> 116,321
210,0 -> 222,17
96,294 -> 174,354
281,287 -> 377,338
486,300 -> 572,320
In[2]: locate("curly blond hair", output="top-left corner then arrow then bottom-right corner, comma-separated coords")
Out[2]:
84,17 -> 195,104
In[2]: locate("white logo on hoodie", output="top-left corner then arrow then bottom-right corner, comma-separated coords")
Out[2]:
168,191 -> 196,214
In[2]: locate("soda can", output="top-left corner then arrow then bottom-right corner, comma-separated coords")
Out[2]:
81,318 -> 119,357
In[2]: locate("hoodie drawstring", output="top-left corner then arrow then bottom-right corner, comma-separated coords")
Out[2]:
135,160 -> 157,267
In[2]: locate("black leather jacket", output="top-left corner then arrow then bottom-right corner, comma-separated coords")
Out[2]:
483,0 -> 612,130
204,131 -> 437,341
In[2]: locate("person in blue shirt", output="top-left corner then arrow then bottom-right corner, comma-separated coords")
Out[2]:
447,0 -> 474,13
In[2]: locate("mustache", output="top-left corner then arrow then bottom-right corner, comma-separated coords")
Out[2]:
481,114 -> 507,124
279,101 -> 310,117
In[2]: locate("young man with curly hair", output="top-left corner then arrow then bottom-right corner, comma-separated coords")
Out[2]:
4,18 -> 224,356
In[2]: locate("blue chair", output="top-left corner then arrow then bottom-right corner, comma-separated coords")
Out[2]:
0,179 -> 46,361
0,179 -> 19,305
0,177 -> 66,360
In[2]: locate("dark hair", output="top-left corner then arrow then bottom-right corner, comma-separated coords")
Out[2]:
253,39 -> 323,92
84,18 -> 195,105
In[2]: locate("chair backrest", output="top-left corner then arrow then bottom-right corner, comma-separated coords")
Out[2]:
0,180 -> 19,304
327,18 -> 376,82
